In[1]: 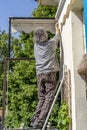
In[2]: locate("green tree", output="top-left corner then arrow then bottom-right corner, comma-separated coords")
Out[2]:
5,5 -> 59,128
32,5 -> 57,18
57,102 -> 71,130
5,32 -> 38,128
0,31 -> 8,107
6,60 -> 37,127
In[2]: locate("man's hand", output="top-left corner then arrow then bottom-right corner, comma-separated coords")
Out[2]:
55,23 -> 60,34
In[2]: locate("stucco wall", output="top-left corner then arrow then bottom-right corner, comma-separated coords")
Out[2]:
61,14 -> 72,70
71,10 -> 87,130
59,7 -> 87,130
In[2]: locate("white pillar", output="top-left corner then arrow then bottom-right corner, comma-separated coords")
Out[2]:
71,10 -> 87,130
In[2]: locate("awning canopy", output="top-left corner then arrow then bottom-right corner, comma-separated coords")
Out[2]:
11,17 -> 56,34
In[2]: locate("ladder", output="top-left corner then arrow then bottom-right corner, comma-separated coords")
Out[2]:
42,66 -> 64,130
42,40 -> 64,130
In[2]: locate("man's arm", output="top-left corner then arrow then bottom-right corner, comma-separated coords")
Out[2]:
52,23 -> 61,45
55,23 -> 60,35
50,23 -> 61,46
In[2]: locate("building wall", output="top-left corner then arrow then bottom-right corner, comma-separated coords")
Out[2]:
61,13 -> 72,70
71,10 -> 87,130
59,6 -> 87,130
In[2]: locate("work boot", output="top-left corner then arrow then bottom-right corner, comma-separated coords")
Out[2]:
33,121 -> 43,129
29,117 -> 36,127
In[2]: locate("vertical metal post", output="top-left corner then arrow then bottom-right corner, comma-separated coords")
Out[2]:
8,17 -> 11,58
2,60 -> 8,129
84,0 -> 87,52
2,17 -> 11,129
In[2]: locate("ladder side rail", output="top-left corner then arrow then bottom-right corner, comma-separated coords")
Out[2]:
42,37 -> 64,130
42,65 -> 64,130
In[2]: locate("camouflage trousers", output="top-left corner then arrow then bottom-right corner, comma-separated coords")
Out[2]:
33,72 -> 57,127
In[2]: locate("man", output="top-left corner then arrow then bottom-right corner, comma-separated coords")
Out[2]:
30,23 -> 61,129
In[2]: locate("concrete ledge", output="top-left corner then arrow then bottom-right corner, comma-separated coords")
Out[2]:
35,0 -> 59,6
11,18 -> 56,34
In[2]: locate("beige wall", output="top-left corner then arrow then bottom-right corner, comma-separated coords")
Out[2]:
71,10 -> 87,130
58,7 -> 87,130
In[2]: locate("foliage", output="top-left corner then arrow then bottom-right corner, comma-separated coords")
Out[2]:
5,32 -> 38,128
57,102 -> 71,130
12,32 -> 34,58
49,100 -> 60,126
0,31 -> 8,107
0,31 -> 8,60
32,5 -> 57,18
5,61 -> 37,127
48,99 -> 71,130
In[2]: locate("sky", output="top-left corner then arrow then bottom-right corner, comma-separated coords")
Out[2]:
0,0 -> 38,32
